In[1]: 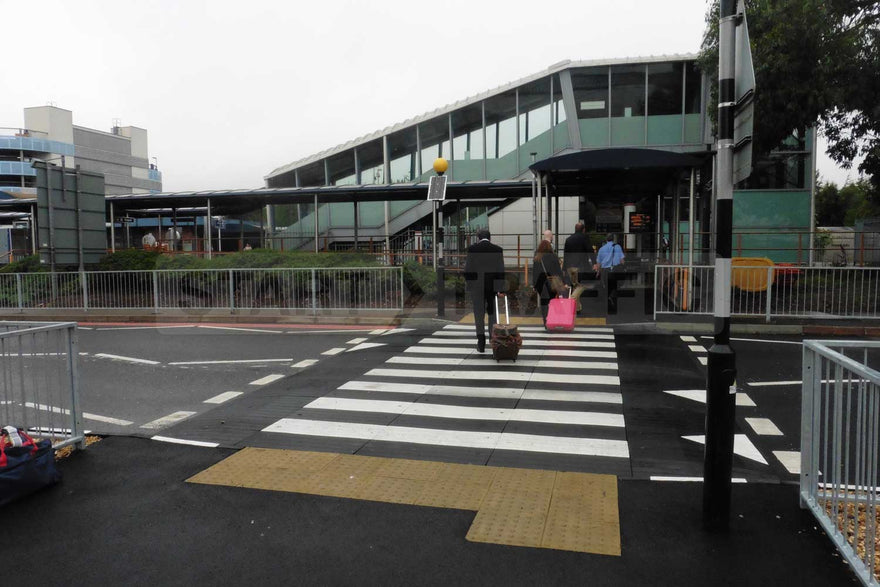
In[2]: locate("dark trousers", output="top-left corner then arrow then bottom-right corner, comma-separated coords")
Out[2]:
472,294 -> 497,342
539,297 -> 550,325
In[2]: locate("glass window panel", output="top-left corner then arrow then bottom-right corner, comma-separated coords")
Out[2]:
451,104 -> 483,161
484,90 -> 517,159
647,62 -> 683,116
611,64 -> 645,117
357,139 -> 384,184
327,151 -> 356,186
419,116 -> 450,179
552,74 -> 566,125
297,161 -> 325,187
571,67 -> 608,119
388,128 -> 417,183
685,62 -> 701,114
518,77 -> 551,145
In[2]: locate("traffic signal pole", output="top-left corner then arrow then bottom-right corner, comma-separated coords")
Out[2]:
703,0 -> 738,532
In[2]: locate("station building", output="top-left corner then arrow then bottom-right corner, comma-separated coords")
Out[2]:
265,54 -> 815,265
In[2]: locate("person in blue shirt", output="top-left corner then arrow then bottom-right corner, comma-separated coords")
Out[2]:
596,234 -> 625,308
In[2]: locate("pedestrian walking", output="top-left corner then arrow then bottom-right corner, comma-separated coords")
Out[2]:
562,222 -> 594,313
463,228 -> 506,353
532,239 -> 568,326
596,233 -> 625,308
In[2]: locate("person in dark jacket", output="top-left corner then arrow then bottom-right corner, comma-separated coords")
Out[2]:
463,228 -> 506,353
532,239 -> 568,326
562,222 -> 594,313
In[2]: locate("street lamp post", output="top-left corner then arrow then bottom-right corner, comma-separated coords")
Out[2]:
433,158 -> 448,318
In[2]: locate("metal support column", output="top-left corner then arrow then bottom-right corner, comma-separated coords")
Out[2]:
205,199 -> 213,260
353,200 -> 359,251
703,0 -> 738,532
314,195 -> 319,253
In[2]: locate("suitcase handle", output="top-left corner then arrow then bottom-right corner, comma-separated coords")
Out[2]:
494,293 -> 510,325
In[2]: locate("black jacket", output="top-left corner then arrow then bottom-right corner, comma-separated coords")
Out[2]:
532,251 -> 566,300
563,231 -> 593,274
464,239 -> 506,297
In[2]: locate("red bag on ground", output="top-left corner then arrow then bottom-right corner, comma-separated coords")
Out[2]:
546,296 -> 576,332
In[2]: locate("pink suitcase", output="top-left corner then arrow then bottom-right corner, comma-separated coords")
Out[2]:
545,296 -> 576,332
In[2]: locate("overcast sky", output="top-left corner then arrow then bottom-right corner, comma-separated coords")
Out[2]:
1,0 -> 861,192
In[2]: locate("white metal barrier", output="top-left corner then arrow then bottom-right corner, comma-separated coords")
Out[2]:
655,265 -> 880,321
0,267 -> 404,313
0,321 -> 84,450
801,340 -> 880,586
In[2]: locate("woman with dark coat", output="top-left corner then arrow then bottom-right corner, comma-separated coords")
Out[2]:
531,239 -> 568,325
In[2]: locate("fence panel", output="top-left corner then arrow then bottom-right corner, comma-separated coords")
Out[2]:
801,341 -> 880,586
0,321 -> 83,450
655,265 -> 880,321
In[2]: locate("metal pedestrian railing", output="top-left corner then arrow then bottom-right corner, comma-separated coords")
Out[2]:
655,265 -> 880,321
0,267 -> 404,313
801,340 -> 880,586
0,321 -> 84,450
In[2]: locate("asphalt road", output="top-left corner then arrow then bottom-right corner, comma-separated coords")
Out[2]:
69,321 -> 876,484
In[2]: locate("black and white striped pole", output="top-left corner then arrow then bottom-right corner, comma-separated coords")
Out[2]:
703,0 -> 739,532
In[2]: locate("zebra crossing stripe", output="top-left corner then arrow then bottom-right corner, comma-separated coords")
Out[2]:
385,356 -> 619,371
418,338 -> 616,348
364,368 -> 620,386
403,346 -> 618,359
337,380 -> 623,405
443,325 -> 613,333
262,418 -> 628,458
304,397 -> 625,427
431,331 -> 615,340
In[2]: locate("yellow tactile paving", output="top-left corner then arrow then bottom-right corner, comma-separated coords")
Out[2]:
187,449 -> 620,556
457,313 -> 607,326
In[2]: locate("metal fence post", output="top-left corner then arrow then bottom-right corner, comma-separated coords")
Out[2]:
65,325 -> 85,450
152,271 -> 159,314
228,269 -> 235,314
81,271 -> 89,312
16,273 -> 23,313
399,267 -> 405,311
311,268 -> 317,316
765,266 -> 773,323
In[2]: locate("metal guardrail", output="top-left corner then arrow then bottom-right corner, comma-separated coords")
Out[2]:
0,321 -> 84,450
655,265 -> 880,321
801,340 -> 879,586
0,267 -> 404,313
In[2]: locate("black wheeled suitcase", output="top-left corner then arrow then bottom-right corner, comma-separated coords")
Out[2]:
491,294 -> 522,362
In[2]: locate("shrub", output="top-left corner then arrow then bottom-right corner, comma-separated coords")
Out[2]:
0,255 -> 46,274
97,249 -> 162,271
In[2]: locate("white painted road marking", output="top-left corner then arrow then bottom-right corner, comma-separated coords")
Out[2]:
700,336 -> 802,346
292,359 -> 319,368
403,345 -> 617,359
152,435 -> 219,448
337,380 -> 622,404
431,330 -> 615,340
24,402 -> 133,426
773,450 -> 801,474
748,378 -> 864,387
204,391 -> 244,404
169,358 -> 294,366
263,418 -> 628,458
697,356 -> 708,365
321,348 -> 346,356
141,411 -> 196,429
94,353 -> 160,365
650,476 -> 748,483
364,368 -> 620,386
745,417 -> 783,436
688,345 -> 707,353
198,325 -> 280,334
386,356 -> 619,371
346,337 -> 368,345
249,374 -> 285,386
680,336 -> 697,342
682,434 -> 768,465
305,397 -> 625,427
443,324 -> 612,333
418,337 -> 616,348
663,389 -> 756,407
346,343 -> 387,352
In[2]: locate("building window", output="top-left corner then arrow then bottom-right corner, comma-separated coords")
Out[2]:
685,62 -> 701,115
419,116 -> 450,179
572,67 -> 608,119
610,64 -> 645,117
647,62 -> 683,116
388,128 -> 417,183
357,139 -> 384,185
484,90 -> 517,159
451,104 -> 484,162
518,77 -> 552,146
327,151 -> 356,186
297,161 -> 325,187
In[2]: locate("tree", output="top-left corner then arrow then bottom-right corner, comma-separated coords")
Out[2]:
814,178 -> 880,226
699,0 -> 880,202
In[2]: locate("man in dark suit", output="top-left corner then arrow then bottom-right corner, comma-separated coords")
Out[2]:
463,228 -> 506,353
562,222 -> 594,313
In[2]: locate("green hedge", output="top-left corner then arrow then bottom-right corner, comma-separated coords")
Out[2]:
0,255 -> 46,274
92,249 -> 383,271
